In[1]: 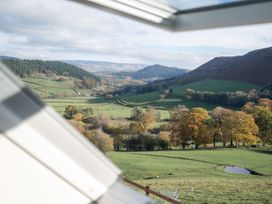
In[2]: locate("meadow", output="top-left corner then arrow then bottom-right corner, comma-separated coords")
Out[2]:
44,96 -> 170,120
23,77 -> 91,97
26,77 -> 271,203
107,149 -> 272,204
122,80 -> 260,110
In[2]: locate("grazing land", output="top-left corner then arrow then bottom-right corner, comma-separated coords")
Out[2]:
171,80 -> 260,97
23,77 -> 91,97
122,80 -> 260,110
44,96 -> 170,120
108,149 -> 272,204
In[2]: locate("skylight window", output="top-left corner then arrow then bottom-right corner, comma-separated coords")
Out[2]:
157,0 -> 244,11
70,0 -> 272,31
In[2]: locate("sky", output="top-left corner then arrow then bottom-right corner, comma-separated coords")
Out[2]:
0,0 -> 272,70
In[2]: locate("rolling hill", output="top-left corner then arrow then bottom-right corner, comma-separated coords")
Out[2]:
1,58 -> 100,98
113,64 -> 188,81
174,46 -> 272,85
2,58 -> 99,81
0,55 -> 18,60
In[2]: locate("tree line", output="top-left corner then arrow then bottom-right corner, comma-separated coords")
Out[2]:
65,98 -> 272,152
185,86 -> 272,107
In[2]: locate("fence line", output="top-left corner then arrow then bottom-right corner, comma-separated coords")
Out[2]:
123,177 -> 181,204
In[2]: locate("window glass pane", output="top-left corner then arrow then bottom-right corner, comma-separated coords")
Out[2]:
158,0 -> 246,11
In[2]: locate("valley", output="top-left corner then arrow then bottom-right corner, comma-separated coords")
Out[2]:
1,46 -> 272,204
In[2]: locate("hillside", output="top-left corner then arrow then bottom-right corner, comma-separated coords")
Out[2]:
2,58 -> 99,81
64,60 -> 146,73
22,77 -> 94,98
114,64 -> 188,81
1,58 -> 101,98
174,46 -> 272,85
0,55 -> 18,60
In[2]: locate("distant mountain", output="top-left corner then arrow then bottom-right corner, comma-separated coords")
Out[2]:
114,64 -> 188,81
174,47 -> 272,85
64,60 -> 146,73
0,55 -> 18,60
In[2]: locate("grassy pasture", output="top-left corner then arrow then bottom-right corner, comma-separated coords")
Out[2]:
171,80 -> 260,97
44,96 -> 170,120
123,91 -> 219,110
122,80 -> 260,110
108,149 -> 272,204
23,77 -> 91,97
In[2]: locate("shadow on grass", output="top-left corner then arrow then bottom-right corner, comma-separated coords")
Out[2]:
87,97 -> 114,104
249,149 -> 272,155
133,152 -> 226,166
132,152 -> 264,176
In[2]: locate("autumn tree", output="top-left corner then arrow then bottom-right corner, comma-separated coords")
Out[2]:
110,125 -> 128,151
63,105 -> 93,121
243,101 -> 272,145
199,118 -> 215,148
73,112 -> 84,121
92,114 -> 111,129
169,105 -> 189,121
259,98 -> 272,111
131,107 -> 143,121
131,108 -> 156,134
223,111 -> 259,146
82,107 -> 94,118
63,105 -> 79,119
187,108 -> 209,149
83,129 -> 113,152
158,131 -> 170,150
211,107 -> 233,146
170,106 -> 190,148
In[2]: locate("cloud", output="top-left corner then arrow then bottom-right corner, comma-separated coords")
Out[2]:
0,0 -> 271,69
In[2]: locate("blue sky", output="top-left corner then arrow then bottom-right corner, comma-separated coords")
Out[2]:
0,0 -> 271,70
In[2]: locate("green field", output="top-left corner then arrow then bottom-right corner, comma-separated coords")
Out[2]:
108,149 -> 272,204
122,80 -> 260,110
23,77 -> 91,97
44,96 -> 170,120
171,80 -> 260,97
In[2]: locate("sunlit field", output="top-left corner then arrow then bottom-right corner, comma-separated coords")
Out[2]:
108,148 -> 272,204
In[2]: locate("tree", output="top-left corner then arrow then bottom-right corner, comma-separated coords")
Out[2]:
223,111 -> 259,146
198,118 -> 214,148
72,112 -> 84,121
169,105 -> 189,121
243,103 -> 272,145
92,114 -> 111,129
143,135 -> 156,151
259,98 -> 272,111
185,88 -> 195,99
211,107 -> 233,146
83,129 -> 113,152
82,107 -> 93,118
158,131 -> 170,150
132,108 -> 156,134
63,105 -> 80,119
187,108 -> 209,149
110,125 -> 128,151
131,107 -> 143,120
68,120 -> 85,133
63,105 -> 94,122
170,107 -> 191,149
